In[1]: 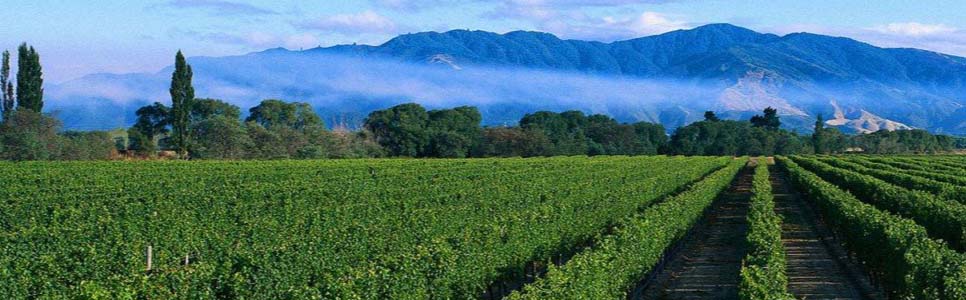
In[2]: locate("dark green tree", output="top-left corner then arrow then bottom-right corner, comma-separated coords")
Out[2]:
191,98 -> 241,123
632,122 -> 667,154
126,127 -> 156,157
59,131 -> 114,160
473,127 -> 551,157
169,51 -> 194,157
750,107 -> 780,130
244,99 -> 326,159
246,99 -> 323,130
520,110 -> 589,155
425,106 -> 482,158
703,111 -> 720,122
0,110 -> 61,160
15,43 -> 43,112
190,115 -> 251,159
244,122 -> 286,159
133,102 -> 170,142
1,50 -> 12,120
812,114 -> 825,154
364,103 -> 430,157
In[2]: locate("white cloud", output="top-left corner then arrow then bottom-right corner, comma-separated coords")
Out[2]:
482,0 -> 691,41
298,11 -> 398,34
613,11 -> 690,36
504,10 -> 691,41
158,0 -> 277,16
172,29 -> 321,50
870,22 -> 957,37
373,0 -> 458,11
373,0 -> 680,11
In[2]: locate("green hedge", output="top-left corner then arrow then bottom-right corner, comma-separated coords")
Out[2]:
738,158 -> 792,300
777,156 -> 966,299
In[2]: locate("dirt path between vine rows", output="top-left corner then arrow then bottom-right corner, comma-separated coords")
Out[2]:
770,165 -> 885,300
629,165 -> 753,300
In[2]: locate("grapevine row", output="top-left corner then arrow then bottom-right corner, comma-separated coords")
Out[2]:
777,157 -> 966,299
507,158 -> 746,299
789,155 -> 966,251
738,159 -> 792,300
817,156 -> 966,203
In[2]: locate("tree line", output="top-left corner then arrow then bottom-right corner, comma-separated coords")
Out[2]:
0,44 -> 113,160
0,47 -> 961,161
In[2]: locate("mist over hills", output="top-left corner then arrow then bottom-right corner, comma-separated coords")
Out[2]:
48,24 -> 966,134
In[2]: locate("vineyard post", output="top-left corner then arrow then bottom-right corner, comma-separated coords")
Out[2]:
146,245 -> 153,272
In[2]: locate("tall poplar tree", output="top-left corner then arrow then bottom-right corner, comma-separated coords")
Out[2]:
812,114 -> 825,154
15,43 -> 43,112
169,51 -> 195,157
0,50 -> 12,120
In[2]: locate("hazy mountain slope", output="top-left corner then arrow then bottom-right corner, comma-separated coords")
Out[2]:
48,24 -> 966,134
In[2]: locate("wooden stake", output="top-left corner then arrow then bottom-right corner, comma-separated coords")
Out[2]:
184,254 -> 189,266
146,246 -> 153,272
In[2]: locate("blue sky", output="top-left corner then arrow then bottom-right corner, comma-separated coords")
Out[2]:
4,0 -> 966,82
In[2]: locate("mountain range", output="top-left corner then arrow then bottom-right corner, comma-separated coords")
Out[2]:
48,23 -> 966,134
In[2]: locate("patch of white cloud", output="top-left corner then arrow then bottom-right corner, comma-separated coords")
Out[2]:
373,0 -> 681,11
372,0 -> 465,12
171,29 -> 321,50
159,0 -> 277,16
481,0 -> 692,41
297,10 -> 398,35
869,22 -> 957,37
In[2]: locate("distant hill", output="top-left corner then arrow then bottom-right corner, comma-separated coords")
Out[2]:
48,24 -> 966,134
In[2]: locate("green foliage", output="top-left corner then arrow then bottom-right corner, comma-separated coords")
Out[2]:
15,43 -> 43,112
0,110 -> 61,160
473,127 -> 551,157
190,115 -> 251,159
59,131 -> 114,160
365,103 -> 431,157
425,106 -> 481,158
508,158 -> 745,299
191,98 -> 241,123
750,107 -> 780,130
169,51 -> 194,157
520,110 -> 589,155
133,102 -> 170,141
777,157 -> 966,299
704,111 -> 720,122
790,156 -> 966,251
365,103 -> 487,158
245,99 -> 323,131
851,129 -> 957,154
668,120 -> 807,156
508,111 -> 666,157
955,137 -> 966,149
0,156 -> 731,298
126,127 -> 156,156
738,159 -> 792,300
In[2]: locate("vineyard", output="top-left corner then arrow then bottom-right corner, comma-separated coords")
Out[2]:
2,155 -> 966,299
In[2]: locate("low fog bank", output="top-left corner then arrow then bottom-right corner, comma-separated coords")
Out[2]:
46,51 -> 966,134
46,52 -> 735,130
